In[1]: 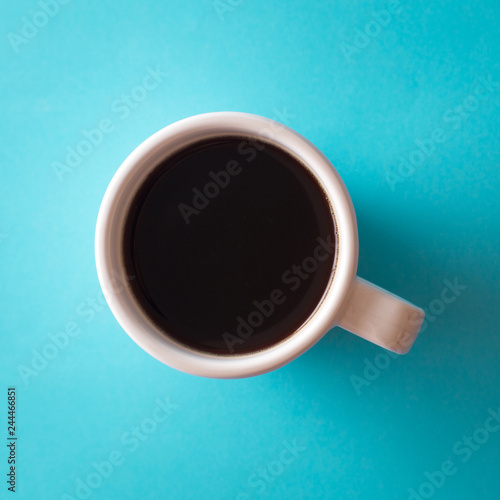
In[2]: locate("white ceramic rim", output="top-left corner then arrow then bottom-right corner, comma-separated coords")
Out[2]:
95,112 -> 359,378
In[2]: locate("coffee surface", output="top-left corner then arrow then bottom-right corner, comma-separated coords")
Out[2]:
123,136 -> 336,354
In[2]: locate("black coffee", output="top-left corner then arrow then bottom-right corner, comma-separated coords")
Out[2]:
123,136 -> 336,354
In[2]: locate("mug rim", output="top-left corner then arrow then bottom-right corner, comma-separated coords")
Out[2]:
95,112 -> 359,378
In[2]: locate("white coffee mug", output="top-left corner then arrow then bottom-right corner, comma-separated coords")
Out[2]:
95,112 -> 424,378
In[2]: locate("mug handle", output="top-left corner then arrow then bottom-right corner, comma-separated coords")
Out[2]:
336,277 -> 425,354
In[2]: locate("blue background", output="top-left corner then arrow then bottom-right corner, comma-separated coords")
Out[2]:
1,1 -> 499,499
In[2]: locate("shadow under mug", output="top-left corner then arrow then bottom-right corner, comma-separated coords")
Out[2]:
95,112 -> 425,378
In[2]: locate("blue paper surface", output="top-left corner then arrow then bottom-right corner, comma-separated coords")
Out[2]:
1,1 -> 499,499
